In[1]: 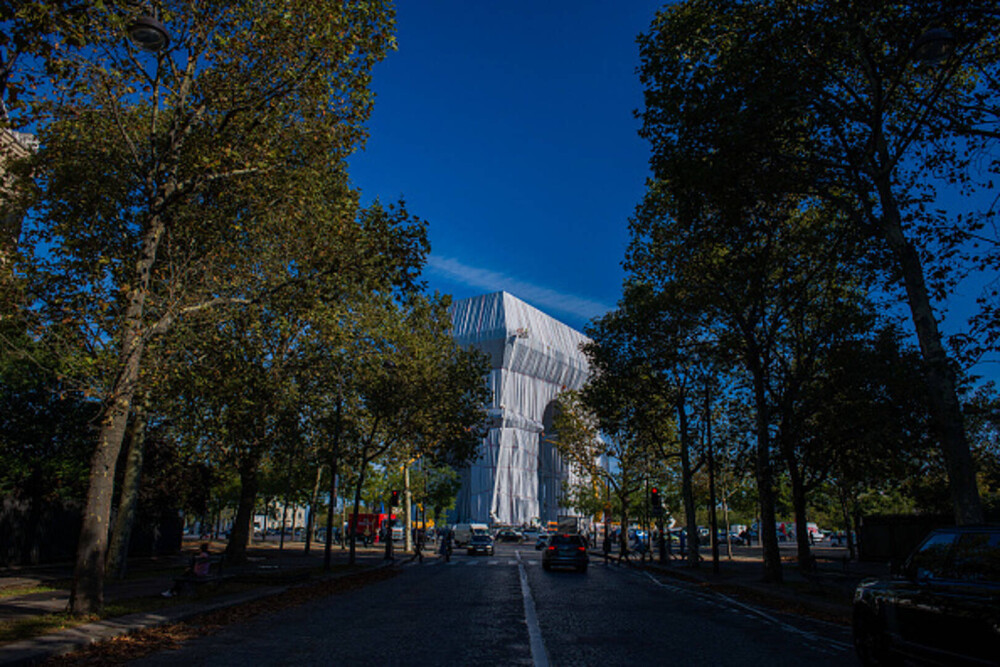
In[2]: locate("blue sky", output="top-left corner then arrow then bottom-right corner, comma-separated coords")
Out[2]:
348,2 -> 667,333
346,2 -> 996,385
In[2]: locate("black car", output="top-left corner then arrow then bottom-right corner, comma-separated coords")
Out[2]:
466,534 -> 494,556
542,533 -> 589,572
852,525 -> 1000,666
496,529 -> 523,543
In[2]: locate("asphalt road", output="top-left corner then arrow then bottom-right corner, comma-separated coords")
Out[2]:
128,543 -> 859,666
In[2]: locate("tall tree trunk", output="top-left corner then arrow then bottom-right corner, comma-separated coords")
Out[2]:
279,451 -> 295,555
68,212 -> 166,615
349,461 -> 368,566
106,398 -> 149,580
723,494 -> 733,560
678,397 -> 699,568
324,397 -> 343,569
404,461 -> 412,553
68,348 -> 141,614
788,461 -> 813,572
618,495 -> 629,560
279,498 -> 288,553
779,429 -> 813,573
706,393 -> 719,575
874,174 -> 983,525
305,464 -> 324,556
323,458 -> 339,570
225,455 -> 261,564
838,482 -> 856,560
752,370 -> 782,583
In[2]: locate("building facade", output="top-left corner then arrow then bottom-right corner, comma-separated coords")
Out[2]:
449,292 -> 591,526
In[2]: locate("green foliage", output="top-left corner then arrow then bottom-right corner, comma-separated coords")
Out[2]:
0,347 -> 94,502
637,0 -> 999,525
1,0 -> 406,612
421,464 -> 462,525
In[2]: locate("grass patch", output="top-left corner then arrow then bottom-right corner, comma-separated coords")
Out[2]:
0,580 -> 261,647
0,583 -> 64,599
0,612 -> 97,644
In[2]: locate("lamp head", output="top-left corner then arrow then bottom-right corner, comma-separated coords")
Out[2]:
128,15 -> 170,52
914,27 -> 955,64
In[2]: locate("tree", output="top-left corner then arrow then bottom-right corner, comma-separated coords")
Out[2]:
18,2 -> 391,613
583,286 -> 715,568
553,385 -> 658,561
339,293 -> 488,564
6,0 -> 397,614
637,0 -> 1000,525
964,383 -> 1000,517
626,172 -> 877,580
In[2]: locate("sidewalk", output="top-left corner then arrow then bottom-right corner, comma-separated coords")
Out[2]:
607,541 -> 887,624
0,538 -> 406,666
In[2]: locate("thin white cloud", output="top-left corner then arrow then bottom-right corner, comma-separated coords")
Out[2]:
428,255 -> 612,323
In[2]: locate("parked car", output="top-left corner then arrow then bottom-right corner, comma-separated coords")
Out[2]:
542,533 -> 589,572
466,534 -> 495,556
852,525 -> 1000,666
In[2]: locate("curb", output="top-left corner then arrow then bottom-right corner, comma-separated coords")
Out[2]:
641,561 -> 854,624
0,561 -> 395,667
585,548 -> 854,624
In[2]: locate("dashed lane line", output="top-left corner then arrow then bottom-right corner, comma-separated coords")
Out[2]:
517,550 -> 549,667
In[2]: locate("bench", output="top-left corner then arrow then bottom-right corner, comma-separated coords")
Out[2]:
173,553 -> 226,594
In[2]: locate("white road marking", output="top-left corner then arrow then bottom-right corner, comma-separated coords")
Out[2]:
517,550 -> 550,667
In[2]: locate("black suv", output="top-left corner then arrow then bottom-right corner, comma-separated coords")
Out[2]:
541,533 -> 589,572
852,525 -> 999,666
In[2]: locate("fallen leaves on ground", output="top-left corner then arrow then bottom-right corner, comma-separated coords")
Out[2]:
41,567 -> 399,666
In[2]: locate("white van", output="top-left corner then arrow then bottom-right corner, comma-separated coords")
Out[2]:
452,523 -> 489,547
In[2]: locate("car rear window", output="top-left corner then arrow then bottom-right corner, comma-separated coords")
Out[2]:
550,535 -> 584,546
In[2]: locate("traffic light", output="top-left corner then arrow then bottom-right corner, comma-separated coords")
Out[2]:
650,487 -> 663,516
390,490 -> 400,507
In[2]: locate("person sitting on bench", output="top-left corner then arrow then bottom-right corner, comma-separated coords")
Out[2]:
163,543 -> 212,597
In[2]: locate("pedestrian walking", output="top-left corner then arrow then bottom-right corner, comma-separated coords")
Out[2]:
439,530 -> 452,562
618,532 -> 630,564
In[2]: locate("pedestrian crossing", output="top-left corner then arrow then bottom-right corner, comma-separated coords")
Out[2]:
406,558 -> 537,567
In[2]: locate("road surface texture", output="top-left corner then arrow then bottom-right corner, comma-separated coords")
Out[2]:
122,543 -> 856,667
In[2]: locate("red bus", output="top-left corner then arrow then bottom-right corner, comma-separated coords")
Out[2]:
348,513 -> 397,542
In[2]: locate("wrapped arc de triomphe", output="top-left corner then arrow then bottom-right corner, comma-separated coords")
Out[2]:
449,291 -> 591,526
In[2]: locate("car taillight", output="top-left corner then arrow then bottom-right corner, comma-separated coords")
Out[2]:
577,547 -> 586,552
547,545 -> 556,551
